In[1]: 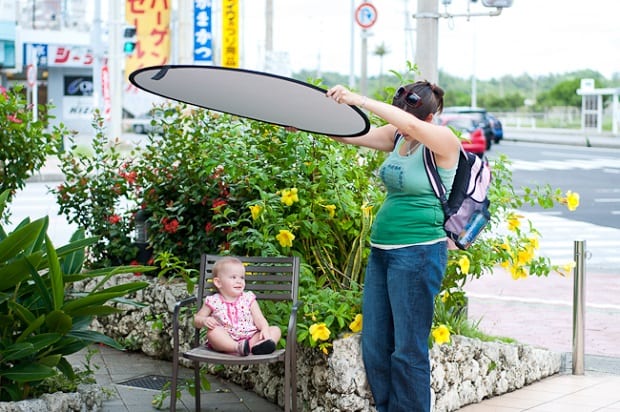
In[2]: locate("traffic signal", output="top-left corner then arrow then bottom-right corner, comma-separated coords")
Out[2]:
123,26 -> 137,55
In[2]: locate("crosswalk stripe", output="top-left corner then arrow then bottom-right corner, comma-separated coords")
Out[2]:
507,158 -> 620,171
514,212 -> 620,270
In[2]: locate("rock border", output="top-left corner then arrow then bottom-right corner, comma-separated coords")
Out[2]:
0,384 -> 106,412
78,274 -> 561,411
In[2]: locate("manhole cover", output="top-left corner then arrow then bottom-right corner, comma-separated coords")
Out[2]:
117,375 -> 171,391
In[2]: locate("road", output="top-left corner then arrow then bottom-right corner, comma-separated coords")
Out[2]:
465,138 -> 620,360
487,140 -> 620,229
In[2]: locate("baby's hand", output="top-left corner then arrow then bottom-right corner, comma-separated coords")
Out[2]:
204,316 -> 220,329
260,329 -> 271,341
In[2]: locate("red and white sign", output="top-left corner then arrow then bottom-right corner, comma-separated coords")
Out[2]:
101,64 -> 111,121
49,46 -> 94,67
355,2 -> 378,29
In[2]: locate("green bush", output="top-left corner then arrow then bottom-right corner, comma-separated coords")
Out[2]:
0,85 -> 68,220
54,96 -> 579,352
0,190 -> 153,401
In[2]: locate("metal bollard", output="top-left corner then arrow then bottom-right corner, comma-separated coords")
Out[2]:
572,240 -> 586,375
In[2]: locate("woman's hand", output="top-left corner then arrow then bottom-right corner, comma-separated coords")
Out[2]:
326,85 -> 364,107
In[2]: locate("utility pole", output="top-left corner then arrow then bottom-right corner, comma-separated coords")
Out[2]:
265,0 -> 273,70
349,0 -> 355,89
92,0 -> 103,112
108,0 -> 123,142
413,0 -> 510,84
414,0 -> 439,83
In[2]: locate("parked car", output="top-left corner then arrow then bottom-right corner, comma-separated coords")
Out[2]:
130,109 -> 178,135
442,106 -> 499,146
487,113 -> 504,140
436,114 -> 487,157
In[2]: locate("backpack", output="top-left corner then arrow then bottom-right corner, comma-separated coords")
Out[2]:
423,147 -> 492,250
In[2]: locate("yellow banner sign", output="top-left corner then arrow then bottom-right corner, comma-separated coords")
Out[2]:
125,0 -> 171,79
221,0 -> 239,68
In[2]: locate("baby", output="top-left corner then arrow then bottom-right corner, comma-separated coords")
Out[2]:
194,257 -> 281,356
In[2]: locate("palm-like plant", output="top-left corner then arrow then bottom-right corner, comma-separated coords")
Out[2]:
0,190 -> 152,401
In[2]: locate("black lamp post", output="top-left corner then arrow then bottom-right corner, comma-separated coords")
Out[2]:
134,209 -> 151,264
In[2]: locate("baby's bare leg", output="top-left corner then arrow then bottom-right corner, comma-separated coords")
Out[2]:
207,327 -> 239,353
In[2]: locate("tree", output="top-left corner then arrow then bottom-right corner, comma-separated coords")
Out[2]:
0,85 -> 68,217
373,42 -> 390,90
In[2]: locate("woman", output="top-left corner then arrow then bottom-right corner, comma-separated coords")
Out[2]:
326,81 -> 461,412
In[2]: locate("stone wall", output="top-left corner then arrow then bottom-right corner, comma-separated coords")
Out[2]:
76,274 -> 562,411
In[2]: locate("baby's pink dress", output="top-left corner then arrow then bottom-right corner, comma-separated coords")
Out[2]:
204,291 -> 258,342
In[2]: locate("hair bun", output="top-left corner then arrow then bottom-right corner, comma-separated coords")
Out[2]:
430,83 -> 445,98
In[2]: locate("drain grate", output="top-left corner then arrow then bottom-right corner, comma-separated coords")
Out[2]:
117,375 -> 171,391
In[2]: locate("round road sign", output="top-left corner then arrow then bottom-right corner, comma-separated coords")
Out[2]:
355,2 -> 378,29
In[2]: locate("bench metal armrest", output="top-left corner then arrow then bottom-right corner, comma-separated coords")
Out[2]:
172,296 -> 198,350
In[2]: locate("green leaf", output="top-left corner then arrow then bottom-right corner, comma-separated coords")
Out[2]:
69,306 -> 124,316
0,252 -> 44,291
38,354 -> 62,367
56,357 -> 76,381
45,234 -> 64,310
45,310 -> 73,335
62,291 -> 140,313
60,229 -> 87,274
25,255 -> 53,311
67,330 -> 124,350
25,333 -> 63,351
0,342 -> 36,361
9,300 -> 37,324
0,217 -> 47,262
0,363 -> 56,382
16,315 -> 45,343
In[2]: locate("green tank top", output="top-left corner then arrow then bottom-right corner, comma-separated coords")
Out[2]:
371,138 -> 457,245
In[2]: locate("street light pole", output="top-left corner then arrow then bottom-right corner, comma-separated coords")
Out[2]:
414,0 -> 439,83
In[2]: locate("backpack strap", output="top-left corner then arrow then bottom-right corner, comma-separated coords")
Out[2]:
393,131 -> 403,149
422,146 -> 449,211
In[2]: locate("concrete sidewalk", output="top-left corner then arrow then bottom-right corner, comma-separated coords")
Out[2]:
67,342 -> 620,412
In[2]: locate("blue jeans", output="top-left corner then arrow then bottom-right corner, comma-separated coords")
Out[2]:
361,243 -> 447,412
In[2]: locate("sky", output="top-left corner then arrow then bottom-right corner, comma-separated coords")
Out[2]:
239,0 -> 620,81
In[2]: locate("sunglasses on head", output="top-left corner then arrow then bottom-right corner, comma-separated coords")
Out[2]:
394,87 -> 423,108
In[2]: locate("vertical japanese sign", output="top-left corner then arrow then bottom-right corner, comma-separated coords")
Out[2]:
125,0 -> 171,79
194,0 -> 213,64
221,0 -> 239,68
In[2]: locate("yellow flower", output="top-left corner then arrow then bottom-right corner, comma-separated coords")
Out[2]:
432,324 -> 451,345
528,237 -> 540,250
500,260 -> 510,269
458,256 -> 470,274
349,314 -> 363,333
565,190 -> 580,211
509,265 -> 528,280
560,261 -> 576,275
309,323 -> 331,342
362,203 -> 373,217
499,241 -> 512,253
507,213 -> 521,231
276,229 -> 295,248
280,188 -> 299,206
249,204 -> 262,220
517,247 -> 535,266
440,291 -> 450,303
324,204 -> 336,218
